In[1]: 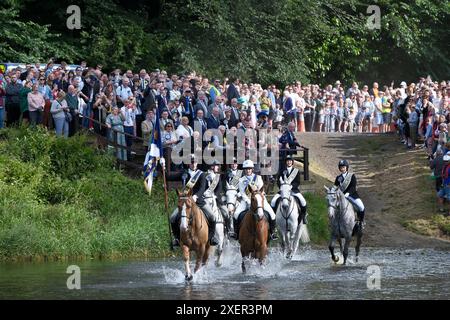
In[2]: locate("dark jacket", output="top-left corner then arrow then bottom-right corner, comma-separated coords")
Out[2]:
182,171 -> 207,206
334,173 -> 360,199
279,130 -> 300,157
142,86 -> 156,113
227,83 -> 240,102
278,167 -> 301,193
193,117 -> 208,133
207,115 -> 220,129
5,82 -> 23,105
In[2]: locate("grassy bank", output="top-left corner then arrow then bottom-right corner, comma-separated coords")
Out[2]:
0,127 -> 176,262
0,127 -> 329,262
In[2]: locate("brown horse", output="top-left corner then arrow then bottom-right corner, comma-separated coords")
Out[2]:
176,189 -> 211,281
239,189 -> 269,273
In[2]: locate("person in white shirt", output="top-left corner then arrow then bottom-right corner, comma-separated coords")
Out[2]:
120,98 -> 137,158
116,77 -> 133,107
176,116 -> 193,141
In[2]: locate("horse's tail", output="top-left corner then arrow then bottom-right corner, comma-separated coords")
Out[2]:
299,223 -> 310,244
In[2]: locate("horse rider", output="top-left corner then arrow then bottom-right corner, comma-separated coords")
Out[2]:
225,157 -> 243,186
334,159 -> 365,228
223,157 -> 242,238
205,160 -> 233,238
170,155 -> 220,247
232,159 -> 279,240
271,155 -> 308,224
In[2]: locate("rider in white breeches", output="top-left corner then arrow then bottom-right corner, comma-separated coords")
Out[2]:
334,159 -> 366,228
232,159 -> 278,240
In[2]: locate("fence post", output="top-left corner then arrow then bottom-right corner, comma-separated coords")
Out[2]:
304,147 -> 309,181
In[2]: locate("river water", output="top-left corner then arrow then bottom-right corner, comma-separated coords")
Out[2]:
1,245 -> 449,299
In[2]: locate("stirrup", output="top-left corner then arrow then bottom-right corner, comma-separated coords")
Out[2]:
303,213 -> 308,225
172,239 -> 180,247
270,230 -> 279,240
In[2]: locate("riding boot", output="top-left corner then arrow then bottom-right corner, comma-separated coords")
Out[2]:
357,210 -> 365,229
231,218 -> 239,240
171,221 -> 180,247
269,217 -> 279,240
200,203 -> 220,245
299,205 -> 308,225
208,220 -> 219,246
227,217 -> 236,239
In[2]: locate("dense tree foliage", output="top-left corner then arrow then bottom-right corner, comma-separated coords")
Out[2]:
1,0 -> 448,86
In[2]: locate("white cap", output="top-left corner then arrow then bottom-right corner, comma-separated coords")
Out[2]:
242,160 -> 254,169
444,155 -> 450,161
400,81 -> 407,87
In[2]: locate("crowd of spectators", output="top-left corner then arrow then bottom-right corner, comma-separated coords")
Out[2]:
0,61 -> 449,166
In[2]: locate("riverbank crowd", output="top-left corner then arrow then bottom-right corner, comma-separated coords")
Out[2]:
1,62 -> 449,179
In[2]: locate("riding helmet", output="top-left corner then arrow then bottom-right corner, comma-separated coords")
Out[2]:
242,160 -> 254,169
338,159 -> 349,169
285,155 -> 294,162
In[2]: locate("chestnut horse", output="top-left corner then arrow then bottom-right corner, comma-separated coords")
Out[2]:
239,189 -> 269,273
176,189 -> 210,281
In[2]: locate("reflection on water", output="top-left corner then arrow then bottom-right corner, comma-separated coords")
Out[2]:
0,246 -> 449,299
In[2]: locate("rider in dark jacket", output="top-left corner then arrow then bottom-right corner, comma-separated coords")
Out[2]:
334,159 -> 365,228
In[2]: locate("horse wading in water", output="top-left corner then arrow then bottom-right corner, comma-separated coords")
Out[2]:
276,179 -> 310,259
239,188 -> 269,273
176,189 -> 211,281
324,186 -> 363,265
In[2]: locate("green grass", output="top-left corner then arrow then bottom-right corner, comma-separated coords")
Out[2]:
0,127 -> 174,262
303,192 -> 329,244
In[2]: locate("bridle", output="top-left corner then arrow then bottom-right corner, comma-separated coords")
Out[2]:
179,196 -> 194,227
251,191 -> 265,220
226,187 -> 239,209
279,183 -> 295,223
327,190 -> 350,217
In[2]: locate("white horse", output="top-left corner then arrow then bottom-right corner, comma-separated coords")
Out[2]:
324,185 -> 363,265
203,189 -> 226,267
225,182 -> 241,220
276,179 -> 310,259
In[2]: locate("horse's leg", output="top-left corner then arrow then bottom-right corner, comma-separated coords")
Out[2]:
355,229 -> 363,263
329,235 -> 339,263
194,245 -> 205,273
182,245 -> 193,281
343,236 -> 351,265
257,243 -> 268,266
338,237 -> 343,255
241,256 -> 248,274
202,244 -> 211,266
215,222 -> 224,267
292,221 -> 302,258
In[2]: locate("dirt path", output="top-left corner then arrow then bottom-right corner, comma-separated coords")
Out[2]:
298,132 -> 450,249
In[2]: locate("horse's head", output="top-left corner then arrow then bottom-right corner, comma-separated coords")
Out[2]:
324,185 -> 339,219
279,178 -> 292,210
176,189 -> 194,230
225,182 -> 239,215
250,187 -> 265,221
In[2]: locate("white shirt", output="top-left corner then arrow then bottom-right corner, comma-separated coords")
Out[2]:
176,125 -> 193,140
116,85 -> 133,102
120,106 -> 136,127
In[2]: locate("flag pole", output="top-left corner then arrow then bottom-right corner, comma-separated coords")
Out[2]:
160,158 -> 173,251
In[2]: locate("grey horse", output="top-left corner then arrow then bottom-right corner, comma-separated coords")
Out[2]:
324,185 -> 363,265
276,180 -> 310,259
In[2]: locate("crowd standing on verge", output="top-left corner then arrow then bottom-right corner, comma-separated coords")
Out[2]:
1,62 -> 449,217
